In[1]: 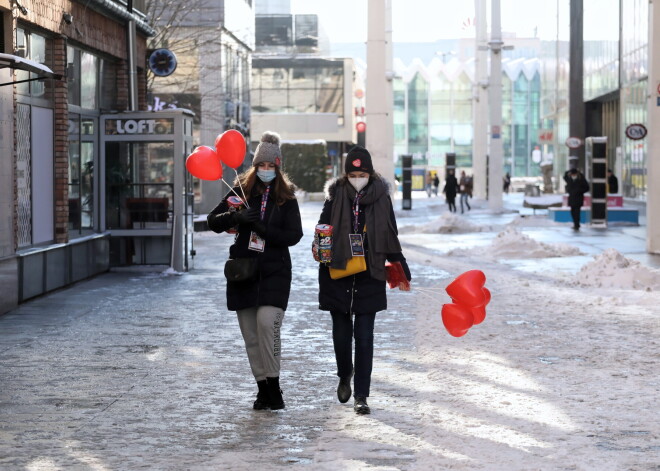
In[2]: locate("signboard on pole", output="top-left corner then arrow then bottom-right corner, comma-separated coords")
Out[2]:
565,136 -> 583,149
625,123 -> 647,140
537,129 -> 554,143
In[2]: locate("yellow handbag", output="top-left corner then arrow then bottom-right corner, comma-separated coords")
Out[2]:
329,255 -> 367,279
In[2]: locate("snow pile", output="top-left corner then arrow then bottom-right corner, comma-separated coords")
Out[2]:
572,248 -> 660,291
449,227 -> 582,258
399,212 -> 486,234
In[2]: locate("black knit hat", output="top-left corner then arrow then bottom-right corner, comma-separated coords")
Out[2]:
345,146 -> 374,174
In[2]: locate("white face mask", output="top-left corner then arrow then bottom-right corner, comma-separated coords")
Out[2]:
349,177 -> 369,192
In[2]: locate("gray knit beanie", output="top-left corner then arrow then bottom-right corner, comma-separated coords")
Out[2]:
252,131 -> 282,167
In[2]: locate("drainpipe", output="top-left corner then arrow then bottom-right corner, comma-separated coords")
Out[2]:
127,0 -> 138,111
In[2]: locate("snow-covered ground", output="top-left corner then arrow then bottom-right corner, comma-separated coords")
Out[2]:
1,192 -> 658,470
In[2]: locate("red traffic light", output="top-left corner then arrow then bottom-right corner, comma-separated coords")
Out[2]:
356,122 -> 366,133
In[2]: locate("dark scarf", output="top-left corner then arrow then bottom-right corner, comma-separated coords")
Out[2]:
329,177 -> 402,281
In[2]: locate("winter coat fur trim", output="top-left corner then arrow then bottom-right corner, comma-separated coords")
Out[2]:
323,175 -> 393,201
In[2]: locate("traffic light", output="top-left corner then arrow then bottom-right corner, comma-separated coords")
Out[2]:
356,121 -> 366,147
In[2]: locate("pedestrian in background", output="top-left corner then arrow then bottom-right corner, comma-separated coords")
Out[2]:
607,169 -> 619,194
459,170 -> 472,213
564,167 -> 590,231
503,172 -> 512,193
442,169 -> 459,213
425,172 -> 434,197
432,173 -> 440,196
207,131 -> 303,411
316,146 -> 411,415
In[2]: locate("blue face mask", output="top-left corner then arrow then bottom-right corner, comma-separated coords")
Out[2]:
257,169 -> 276,183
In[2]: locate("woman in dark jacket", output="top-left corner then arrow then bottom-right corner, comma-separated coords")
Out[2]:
564,167 -> 590,230
443,169 -> 459,213
317,146 -> 411,415
207,131 -> 303,411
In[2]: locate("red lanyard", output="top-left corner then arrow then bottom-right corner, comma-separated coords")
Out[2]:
259,186 -> 270,221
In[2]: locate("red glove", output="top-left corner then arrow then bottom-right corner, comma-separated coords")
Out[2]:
385,262 -> 410,291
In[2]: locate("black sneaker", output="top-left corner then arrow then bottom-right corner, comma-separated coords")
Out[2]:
354,396 -> 370,415
337,370 -> 353,403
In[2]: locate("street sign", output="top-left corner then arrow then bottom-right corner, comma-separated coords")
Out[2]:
538,129 -> 554,143
565,136 -> 583,148
625,123 -> 647,140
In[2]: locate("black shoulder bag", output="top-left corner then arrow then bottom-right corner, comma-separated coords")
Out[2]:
224,258 -> 258,282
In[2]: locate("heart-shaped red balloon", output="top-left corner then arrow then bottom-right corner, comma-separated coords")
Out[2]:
482,287 -> 491,305
185,146 -> 222,180
216,129 -> 247,169
445,270 -> 487,308
471,305 -> 486,325
441,303 -> 474,337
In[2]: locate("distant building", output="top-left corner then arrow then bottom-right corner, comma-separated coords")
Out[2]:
252,9 -> 357,179
392,47 -> 542,185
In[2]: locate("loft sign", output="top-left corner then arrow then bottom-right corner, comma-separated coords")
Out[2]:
105,118 -> 175,135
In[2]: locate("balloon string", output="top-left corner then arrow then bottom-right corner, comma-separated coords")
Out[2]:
235,169 -> 250,208
221,178 -> 251,208
412,288 -> 441,303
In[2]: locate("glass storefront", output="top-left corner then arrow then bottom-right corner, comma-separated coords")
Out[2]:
67,45 -> 118,234
407,73 -> 428,158
584,0 -> 620,101
619,0 -> 649,199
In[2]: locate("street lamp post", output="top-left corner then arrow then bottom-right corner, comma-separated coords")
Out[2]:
487,0 -> 504,212
472,0 -> 488,200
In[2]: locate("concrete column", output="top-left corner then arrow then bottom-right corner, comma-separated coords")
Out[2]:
569,0 -> 585,169
647,2 -> 660,253
366,0 -> 394,181
472,0 -> 488,199
488,0 -> 504,211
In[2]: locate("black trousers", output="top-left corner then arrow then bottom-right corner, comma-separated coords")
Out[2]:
570,205 -> 581,228
447,197 -> 456,213
330,311 -> 376,397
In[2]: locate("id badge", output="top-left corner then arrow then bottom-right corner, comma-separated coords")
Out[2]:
248,231 -> 265,252
349,233 -> 365,256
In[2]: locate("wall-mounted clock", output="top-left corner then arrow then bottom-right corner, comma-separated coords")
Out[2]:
148,48 -> 177,77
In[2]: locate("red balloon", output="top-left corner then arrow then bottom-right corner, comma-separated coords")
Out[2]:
216,130 -> 246,168
445,270 -> 487,308
185,146 -> 222,180
441,303 -> 474,337
471,305 -> 486,325
482,287 -> 491,305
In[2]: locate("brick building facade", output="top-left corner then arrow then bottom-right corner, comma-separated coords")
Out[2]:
0,0 -> 153,314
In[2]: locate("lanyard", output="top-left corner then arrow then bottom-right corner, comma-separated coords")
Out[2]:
259,186 -> 270,221
352,191 -> 363,233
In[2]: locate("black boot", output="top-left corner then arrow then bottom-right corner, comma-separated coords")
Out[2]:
337,376 -> 352,403
253,380 -> 269,410
354,396 -> 370,415
266,376 -> 285,410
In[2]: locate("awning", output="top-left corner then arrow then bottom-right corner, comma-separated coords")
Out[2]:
0,53 -> 63,87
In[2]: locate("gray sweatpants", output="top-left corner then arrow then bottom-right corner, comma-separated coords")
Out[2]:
236,305 -> 284,381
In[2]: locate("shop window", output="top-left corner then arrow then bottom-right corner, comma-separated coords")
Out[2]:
15,28 -> 52,99
68,114 -> 96,235
68,46 -> 108,110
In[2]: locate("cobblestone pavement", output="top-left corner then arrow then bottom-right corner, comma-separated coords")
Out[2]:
0,202 -> 449,470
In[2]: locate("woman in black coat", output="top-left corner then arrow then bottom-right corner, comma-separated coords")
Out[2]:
317,146 -> 411,415
207,131 -> 303,411
443,169 -> 459,213
564,168 -> 590,230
